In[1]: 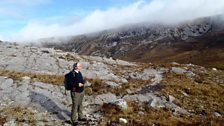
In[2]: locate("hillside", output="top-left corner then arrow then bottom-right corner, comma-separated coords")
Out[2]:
0,41 -> 223,125
41,16 -> 224,69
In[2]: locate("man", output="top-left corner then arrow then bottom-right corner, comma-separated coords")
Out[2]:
68,63 -> 87,126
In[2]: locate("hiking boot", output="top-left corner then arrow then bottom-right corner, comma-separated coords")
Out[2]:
78,117 -> 87,121
72,121 -> 78,126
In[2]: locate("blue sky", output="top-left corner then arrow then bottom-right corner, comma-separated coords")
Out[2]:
0,0 -> 224,42
0,0 -> 138,37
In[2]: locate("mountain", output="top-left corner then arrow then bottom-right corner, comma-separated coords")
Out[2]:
40,15 -> 224,69
0,41 -> 223,125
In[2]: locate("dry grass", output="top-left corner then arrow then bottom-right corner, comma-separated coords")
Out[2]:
86,77 -> 151,97
0,64 -> 151,97
0,69 -> 64,85
105,63 -> 154,96
0,107 -> 35,125
1,62 -> 223,125
87,78 -> 106,95
0,116 -> 6,126
64,53 -> 79,61
99,100 -> 224,126
97,63 -> 224,126
158,72 -> 224,115
0,69 -> 138,96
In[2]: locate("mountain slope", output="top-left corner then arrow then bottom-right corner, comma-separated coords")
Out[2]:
40,16 -> 224,69
118,32 -> 224,69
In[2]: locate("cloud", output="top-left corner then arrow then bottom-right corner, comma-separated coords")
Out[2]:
4,0 -> 224,42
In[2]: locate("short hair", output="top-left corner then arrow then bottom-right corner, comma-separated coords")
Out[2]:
73,63 -> 78,69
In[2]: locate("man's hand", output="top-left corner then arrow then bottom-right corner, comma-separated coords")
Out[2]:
79,83 -> 84,87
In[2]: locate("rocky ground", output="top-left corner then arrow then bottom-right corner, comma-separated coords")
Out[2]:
0,41 -> 223,126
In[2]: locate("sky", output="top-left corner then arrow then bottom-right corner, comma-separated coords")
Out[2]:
0,0 -> 224,42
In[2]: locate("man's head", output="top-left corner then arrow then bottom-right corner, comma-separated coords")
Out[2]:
73,63 -> 81,71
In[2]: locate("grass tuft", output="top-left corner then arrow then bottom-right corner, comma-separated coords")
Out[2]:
0,69 -> 64,85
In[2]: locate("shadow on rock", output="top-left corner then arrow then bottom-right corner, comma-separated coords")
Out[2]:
30,91 -> 70,121
138,83 -> 164,94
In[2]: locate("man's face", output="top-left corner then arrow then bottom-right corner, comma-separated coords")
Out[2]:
76,63 -> 82,71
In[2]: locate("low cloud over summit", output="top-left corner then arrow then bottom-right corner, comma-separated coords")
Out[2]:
1,0 -> 224,42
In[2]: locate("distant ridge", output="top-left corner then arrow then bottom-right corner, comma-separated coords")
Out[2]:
40,15 -> 224,69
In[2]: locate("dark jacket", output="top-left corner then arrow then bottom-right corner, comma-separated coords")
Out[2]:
67,71 -> 84,93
